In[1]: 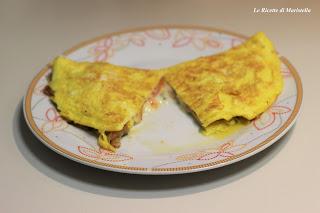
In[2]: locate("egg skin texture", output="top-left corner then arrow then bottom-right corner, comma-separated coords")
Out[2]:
49,56 -> 163,138
164,32 -> 283,131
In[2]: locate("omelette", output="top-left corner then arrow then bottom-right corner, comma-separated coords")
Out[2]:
48,56 -> 164,151
164,32 -> 283,136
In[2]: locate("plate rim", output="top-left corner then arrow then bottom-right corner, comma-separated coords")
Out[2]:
23,25 -> 303,175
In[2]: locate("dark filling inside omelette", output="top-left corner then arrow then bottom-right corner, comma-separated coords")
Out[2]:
106,78 -> 164,148
165,82 -> 250,136
44,78 -> 165,150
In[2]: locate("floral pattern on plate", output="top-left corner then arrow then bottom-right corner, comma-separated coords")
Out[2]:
24,26 -> 302,174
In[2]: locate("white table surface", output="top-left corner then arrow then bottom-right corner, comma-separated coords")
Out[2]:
1,0 -> 319,212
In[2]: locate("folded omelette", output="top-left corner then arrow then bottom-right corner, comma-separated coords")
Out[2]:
164,32 -> 283,136
49,56 -> 164,151
48,32 -> 283,151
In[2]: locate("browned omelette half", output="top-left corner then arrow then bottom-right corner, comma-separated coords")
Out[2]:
164,32 -> 283,136
48,56 -> 164,151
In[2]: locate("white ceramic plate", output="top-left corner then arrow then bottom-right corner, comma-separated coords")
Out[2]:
24,26 -> 302,175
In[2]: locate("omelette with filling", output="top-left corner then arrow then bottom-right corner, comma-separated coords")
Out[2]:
48,56 -> 164,151
164,32 -> 283,136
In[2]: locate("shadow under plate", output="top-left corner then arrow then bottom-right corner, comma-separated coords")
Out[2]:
13,99 -> 293,198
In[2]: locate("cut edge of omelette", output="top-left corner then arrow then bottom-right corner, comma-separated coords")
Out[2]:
164,32 -> 284,137
48,56 -> 164,151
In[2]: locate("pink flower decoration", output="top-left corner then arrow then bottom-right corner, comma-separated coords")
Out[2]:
91,33 -> 146,62
33,83 -> 47,96
206,38 -> 221,48
41,107 -> 68,133
78,146 -> 133,162
172,30 -> 222,50
176,141 -> 246,161
145,29 -> 171,40
281,67 -> 292,78
127,33 -> 145,46
230,38 -> 244,47
253,105 -> 291,130
198,141 -> 246,160
93,38 -> 114,62
173,35 -> 192,48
